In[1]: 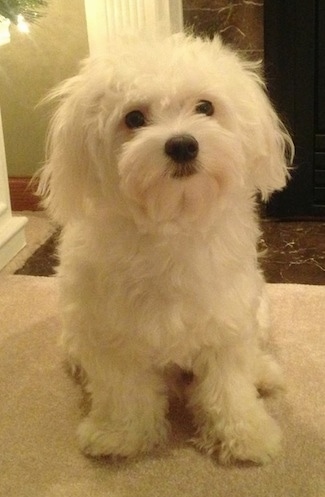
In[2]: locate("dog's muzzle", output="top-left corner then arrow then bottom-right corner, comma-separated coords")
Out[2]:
164,134 -> 199,178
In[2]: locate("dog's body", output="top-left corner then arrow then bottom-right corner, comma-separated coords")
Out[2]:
39,34 -> 293,464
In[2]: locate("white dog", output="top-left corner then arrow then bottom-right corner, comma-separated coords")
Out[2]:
38,33 -> 293,464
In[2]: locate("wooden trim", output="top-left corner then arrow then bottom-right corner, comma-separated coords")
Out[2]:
9,177 -> 41,211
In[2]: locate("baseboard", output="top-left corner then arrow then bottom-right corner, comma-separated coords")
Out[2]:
0,215 -> 28,271
9,177 -> 41,211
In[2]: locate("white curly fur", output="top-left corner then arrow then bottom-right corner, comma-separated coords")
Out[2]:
38,33 -> 293,464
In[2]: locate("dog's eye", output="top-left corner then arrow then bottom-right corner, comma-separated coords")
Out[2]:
195,100 -> 214,117
125,110 -> 146,129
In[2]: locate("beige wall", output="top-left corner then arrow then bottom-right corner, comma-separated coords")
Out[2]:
0,0 -> 89,177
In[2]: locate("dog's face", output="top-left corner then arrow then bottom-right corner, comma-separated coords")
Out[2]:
39,34 -> 293,229
116,86 -> 245,228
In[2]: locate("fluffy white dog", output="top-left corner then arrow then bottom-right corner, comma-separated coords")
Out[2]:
38,33 -> 293,464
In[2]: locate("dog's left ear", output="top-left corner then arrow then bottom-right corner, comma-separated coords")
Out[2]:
238,61 -> 294,200
36,60 -> 113,225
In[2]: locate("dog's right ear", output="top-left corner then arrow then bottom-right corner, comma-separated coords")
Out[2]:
36,63 -> 109,225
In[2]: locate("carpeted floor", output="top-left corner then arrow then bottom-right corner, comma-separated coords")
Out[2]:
0,214 -> 324,495
0,275 -> 324,497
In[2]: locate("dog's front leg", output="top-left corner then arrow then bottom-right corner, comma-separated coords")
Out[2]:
77,363 -> 170,458
187,346 -> 282,464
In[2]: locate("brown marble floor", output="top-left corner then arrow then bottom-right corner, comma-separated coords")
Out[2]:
260,221 -> 325,285
15,221 -> 325,285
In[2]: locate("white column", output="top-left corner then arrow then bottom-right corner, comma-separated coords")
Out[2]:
0,109 -> 27,271
84,0 -> 183,55
0,18 -> 27,272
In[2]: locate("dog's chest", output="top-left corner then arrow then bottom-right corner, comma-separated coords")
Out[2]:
120,235 -> 220,302
102,235 -> 230,337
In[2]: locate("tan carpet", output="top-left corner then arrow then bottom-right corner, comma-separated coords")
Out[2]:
0,276 -> 324,497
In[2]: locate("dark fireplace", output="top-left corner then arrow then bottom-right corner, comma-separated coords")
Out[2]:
264,0 -> 325,218
183,1 -> 324,218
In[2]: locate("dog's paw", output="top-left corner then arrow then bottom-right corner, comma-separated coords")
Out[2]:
218,416 -> 282,465
255,354 -> 286,397
193,411 -> 282,465
77,417 -> 169,458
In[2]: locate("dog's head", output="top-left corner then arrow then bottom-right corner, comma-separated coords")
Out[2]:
38,34 -> 293,230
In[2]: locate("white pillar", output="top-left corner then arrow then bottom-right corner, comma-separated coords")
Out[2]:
0,110 -> 27,271
0,19 -> 27,271
84,0 -> 183,55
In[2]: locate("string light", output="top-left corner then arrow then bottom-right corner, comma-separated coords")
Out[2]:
0,13 -> 31,45
0,15 -> 10,45
17,13 -> 29,33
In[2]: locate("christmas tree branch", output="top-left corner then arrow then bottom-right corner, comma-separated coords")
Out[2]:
0,0 -> 48,24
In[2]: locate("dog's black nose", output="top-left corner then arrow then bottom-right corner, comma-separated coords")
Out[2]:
164,134 -> 199,163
